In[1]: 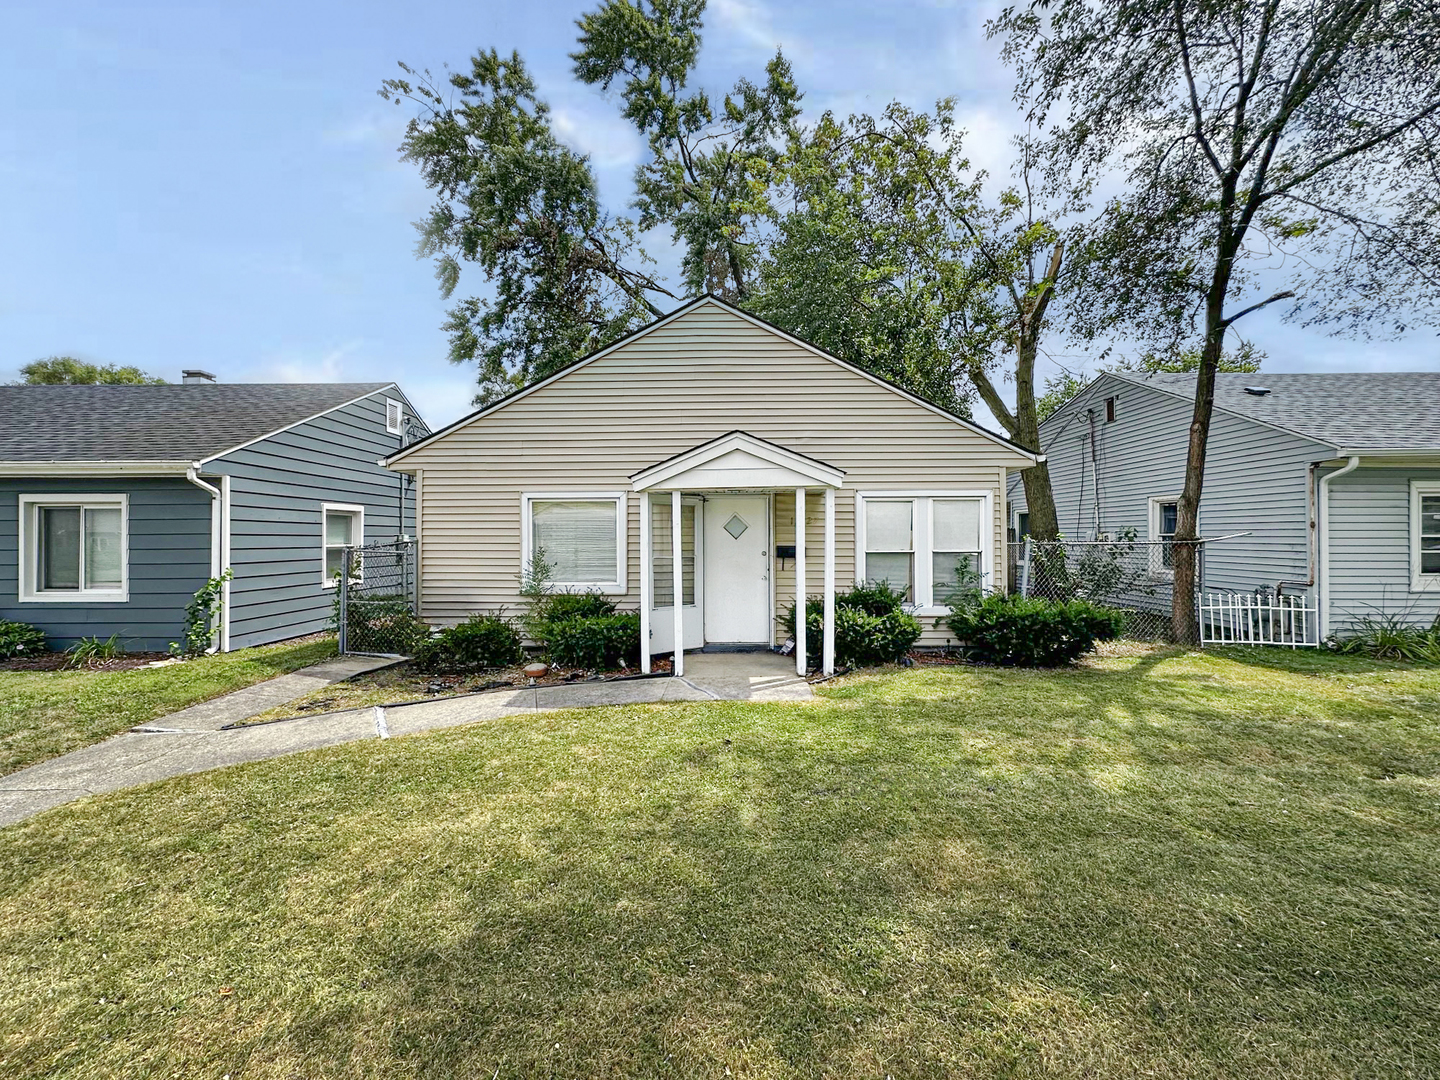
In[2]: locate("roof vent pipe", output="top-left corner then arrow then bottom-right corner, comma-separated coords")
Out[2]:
182,369 -> 216,384
1243,386 -> 1271,396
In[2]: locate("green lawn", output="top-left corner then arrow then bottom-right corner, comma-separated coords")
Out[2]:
0,648 -> 1437,1078
0,636 -> 336,775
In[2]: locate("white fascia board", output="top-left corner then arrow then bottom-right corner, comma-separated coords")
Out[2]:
630,431 -> 846,491
0,459 -> 192,477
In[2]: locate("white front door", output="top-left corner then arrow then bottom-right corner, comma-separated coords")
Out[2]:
703,495 -> 771,644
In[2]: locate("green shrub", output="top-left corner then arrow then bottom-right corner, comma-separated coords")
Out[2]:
782,586 -> 922,670
944,593 -> 1123,667
0,619 -> 48,660
539,592 -> 617,622
537,613 -> 641,671
1331,613 -> 1440,663
414,614 -> 524,672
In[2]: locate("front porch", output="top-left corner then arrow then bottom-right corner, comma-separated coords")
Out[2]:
631,431 -> 845,678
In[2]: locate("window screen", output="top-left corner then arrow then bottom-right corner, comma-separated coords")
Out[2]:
932,498 -> 983,597
1420,494 -> 1440,575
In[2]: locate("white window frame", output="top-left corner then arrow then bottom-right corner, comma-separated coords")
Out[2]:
521,492 -> 628,595
385,397 -> 404,435
1410,480 -> 1440,592
321,502 -> 365,588
854,490 -> 994,615
1148,495 -> 1181,577
18,493 -> 130,603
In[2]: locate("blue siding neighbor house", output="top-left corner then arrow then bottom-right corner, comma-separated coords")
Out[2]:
0,375 -> 428,652
1009,372 -> 1440,637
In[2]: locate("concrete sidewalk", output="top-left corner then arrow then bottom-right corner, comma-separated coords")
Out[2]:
0,651 -> 812,827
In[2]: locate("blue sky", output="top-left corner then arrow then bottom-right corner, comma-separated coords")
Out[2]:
3,0 -> 1434,431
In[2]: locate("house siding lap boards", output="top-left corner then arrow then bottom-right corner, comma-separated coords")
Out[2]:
0,477 -> 211,651
205,393 -> 418,650
1326,465 -> 1440,629
396,304 -> 1027,647
1010,374 -> 1330,594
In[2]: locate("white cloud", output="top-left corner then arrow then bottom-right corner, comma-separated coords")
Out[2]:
549,104 -> 646,169
255,340 -> 365,383
711,0 -> 811,63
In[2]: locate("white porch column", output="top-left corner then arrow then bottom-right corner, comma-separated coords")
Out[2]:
794,486 -> 807,676
639,490 -> 652,674
823,486 -> 835,675
672,489 -> 684,678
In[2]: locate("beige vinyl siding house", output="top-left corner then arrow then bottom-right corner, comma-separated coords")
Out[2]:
385,297 -> 1037,672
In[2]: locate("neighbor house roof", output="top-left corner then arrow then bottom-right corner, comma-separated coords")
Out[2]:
1110,371 -> 1440,453
0,382 -> 394,464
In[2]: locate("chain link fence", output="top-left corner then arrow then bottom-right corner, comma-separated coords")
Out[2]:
1014,536 -> 1203,641
335,539 -> 422,656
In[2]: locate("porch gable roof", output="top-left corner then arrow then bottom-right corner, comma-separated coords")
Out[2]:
629,430 -> 846,492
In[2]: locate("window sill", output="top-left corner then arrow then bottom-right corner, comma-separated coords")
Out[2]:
19,590 -> 129,604
1409,577 -> 1440,593
548,583 -> 627,595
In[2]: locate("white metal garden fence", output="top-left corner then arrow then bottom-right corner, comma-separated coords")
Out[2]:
1199,590 -> 1319,647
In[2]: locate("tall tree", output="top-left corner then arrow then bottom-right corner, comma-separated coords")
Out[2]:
754,99 -> 1084,538
382,52 -> 675,404
571,0 -> 801,302
18,357 -> 164,385
996,0 -> 1440,642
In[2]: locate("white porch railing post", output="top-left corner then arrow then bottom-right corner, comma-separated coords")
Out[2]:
672,489 -> 684,678
823,486 -> 836,676
795,487 -> 807,677
639,490 -> 652,674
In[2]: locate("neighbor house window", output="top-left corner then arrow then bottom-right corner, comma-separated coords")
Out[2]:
322,504 -> 364,586
385,397 -> 404,435
1412,481 -> 1440,590
523,493 -> 627,593
857,492 -> 990,610
19,495 -> 128,602
1013,510 -> 1030,542
1150,497 -> 1179,572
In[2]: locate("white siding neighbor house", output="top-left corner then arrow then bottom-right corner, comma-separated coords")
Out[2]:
383,296 -> 1038,674
1009,371 -> 1440,637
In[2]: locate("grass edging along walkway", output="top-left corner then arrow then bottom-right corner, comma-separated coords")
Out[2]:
0,636 -> 337,776
1,647 -> 1437,1078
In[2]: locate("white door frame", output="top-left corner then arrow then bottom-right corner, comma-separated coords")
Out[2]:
646,494 -> 705,655
702,492 -> 773,645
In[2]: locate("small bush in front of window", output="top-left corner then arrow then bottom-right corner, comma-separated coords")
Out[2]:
538,612 -> 641,671
540,593 -> 617,622
413,613 -> 523,672
944,594 -> 1124,667
0,619 -> 48,661
782,585 -> 923,670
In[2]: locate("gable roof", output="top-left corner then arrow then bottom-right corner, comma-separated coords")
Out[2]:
0,382 -> 395,464
385,295 -> 1039,466
1107,371 -> 1440,452
630,430 -> 847,491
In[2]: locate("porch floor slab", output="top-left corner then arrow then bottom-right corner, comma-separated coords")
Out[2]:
678,650 -> 813,701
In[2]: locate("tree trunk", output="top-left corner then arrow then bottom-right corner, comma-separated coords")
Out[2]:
1020,462 -> 1061,540
1170,283 -> 1228,644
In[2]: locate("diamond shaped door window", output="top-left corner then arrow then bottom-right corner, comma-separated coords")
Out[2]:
723,513 -> 749,540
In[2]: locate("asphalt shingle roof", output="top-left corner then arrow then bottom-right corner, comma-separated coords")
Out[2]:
0,383 -> 392,462
1116,371 -> 1440,451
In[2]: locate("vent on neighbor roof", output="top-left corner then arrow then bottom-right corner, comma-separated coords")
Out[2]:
1243,386 -> 1271,396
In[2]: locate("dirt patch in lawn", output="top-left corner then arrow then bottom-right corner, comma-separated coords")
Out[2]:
0,652 -> 173,673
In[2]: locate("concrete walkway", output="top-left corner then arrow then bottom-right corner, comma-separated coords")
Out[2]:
0,651 -> 811,827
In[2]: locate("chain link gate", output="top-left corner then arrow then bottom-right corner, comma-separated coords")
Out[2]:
335,539 -> 422,656
1016,536 -> 1205,641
